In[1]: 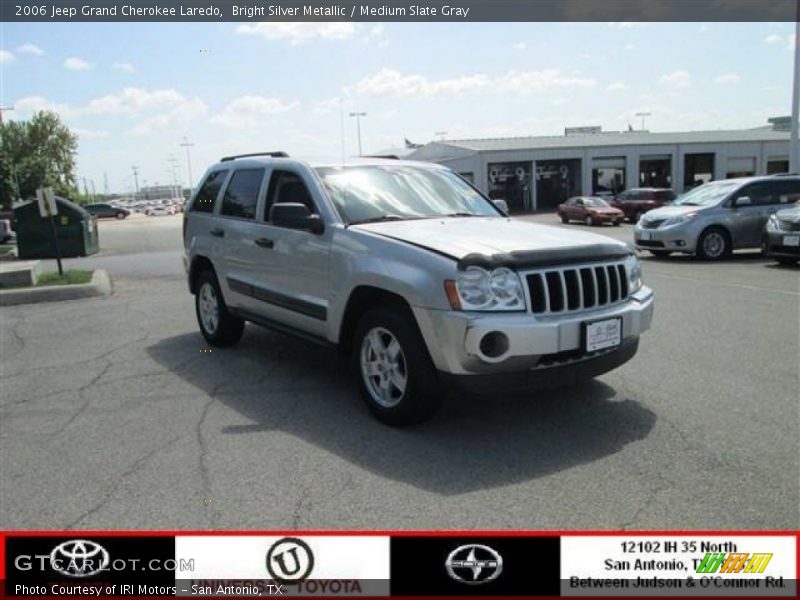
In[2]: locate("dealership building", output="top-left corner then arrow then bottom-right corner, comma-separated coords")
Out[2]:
406,117 -> 795,213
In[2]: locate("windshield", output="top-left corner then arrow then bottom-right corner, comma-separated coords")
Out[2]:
315,165 -> 501,224
673,181 -> 740,207
584,198 -> 610,207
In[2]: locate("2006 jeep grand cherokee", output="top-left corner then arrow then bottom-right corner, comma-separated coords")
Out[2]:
184,153 -> 654,425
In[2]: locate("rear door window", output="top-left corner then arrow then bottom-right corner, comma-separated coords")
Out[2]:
191,170 -> 228,213
221,168 -> 265,219
773,180 -> 800,205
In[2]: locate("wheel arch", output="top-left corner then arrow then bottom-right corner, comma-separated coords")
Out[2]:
189,255 -> 215,294
338,286 -> 415,354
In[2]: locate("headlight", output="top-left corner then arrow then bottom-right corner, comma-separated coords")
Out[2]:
448,267 -> 525,311
660,212 -> 698,228
624,254 -> 643,294
766,214 -> 780,231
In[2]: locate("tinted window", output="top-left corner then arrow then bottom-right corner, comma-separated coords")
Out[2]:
221,169 -> 264,219
265,170 -> 316,220
735,182 -> 773,206
773,180 -> 800,205
191,170 -> 228,213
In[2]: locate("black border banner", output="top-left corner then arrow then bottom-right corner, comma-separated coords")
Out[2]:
2,0 -> 798,23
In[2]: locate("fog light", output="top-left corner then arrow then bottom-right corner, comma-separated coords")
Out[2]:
479,331 -> 509,359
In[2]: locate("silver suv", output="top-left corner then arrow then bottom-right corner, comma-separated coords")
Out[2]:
634,175 -> 800,260
183,153 -> 654,425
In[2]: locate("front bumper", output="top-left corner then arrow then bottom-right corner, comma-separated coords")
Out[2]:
634,223 -> 699,253
763,230 -> 800,258
412,286 -> 654,376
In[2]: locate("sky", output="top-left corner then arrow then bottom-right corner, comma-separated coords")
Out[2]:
0,21 -> 796,195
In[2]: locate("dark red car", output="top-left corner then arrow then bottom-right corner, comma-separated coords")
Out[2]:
557,196 -> 624,226
610,187 -> 676,223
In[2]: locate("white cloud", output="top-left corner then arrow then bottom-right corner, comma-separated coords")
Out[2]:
236,22 -> 356,44
788,33 -> 797,51
74,128 -> 110,140
211,95 -> 299,129
14,96 -> 76,117
86,87 -> 186,115
714,73 -> 741,85
130,98 -> 208,135
607,21 -> 645,28
623,43 -> 636,51
64,57 -> 93,71
0,50 -> 15,64
764,33 -> 783,45
312,97 -> 343,117
17,43 -> 44,56
606,81 -> 628,91
113,62 -> 135,73
514,42 -> 527,50
348,68 -> 595,98
659,70 -> 690,88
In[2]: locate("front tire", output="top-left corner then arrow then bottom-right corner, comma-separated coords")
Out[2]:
696,227 -> 730,261
115,212 -> 127,220
560,215 -> 569,224
195,269 -> 244,346
776,257 -> 799,266
353,307 -> 443,426
585,215 -> 594,226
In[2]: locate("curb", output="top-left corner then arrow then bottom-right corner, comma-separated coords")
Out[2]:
0,269 -> 112,306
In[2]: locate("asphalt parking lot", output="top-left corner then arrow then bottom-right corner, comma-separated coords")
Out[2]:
1,213 -> 798,530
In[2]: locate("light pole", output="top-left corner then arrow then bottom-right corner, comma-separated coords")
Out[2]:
790,10 -> 799,174
131,166 -> 140,198
635,111 -> 651,131
349,112 -> 367,156
180,136 -> 195,190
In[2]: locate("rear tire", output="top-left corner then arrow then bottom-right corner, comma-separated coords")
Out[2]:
115,212 -> 127,220
612,220 -> 621,226
696,227 -> 731,261
560,215 -> 569,224
776,257 -> 799,266
585,215 -> 594,226
195,269 -> 244,346
353,306 -> 443,426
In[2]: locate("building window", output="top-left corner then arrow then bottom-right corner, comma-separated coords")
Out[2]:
767,159 -> 790,175
487,162 -> 532,213
639,156 -> 672,188
683,153 -> 715,189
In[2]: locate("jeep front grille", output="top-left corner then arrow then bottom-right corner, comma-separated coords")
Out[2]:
525,262 -> 629,314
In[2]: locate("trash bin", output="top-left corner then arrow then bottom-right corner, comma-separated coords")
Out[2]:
13,196 -> 99,259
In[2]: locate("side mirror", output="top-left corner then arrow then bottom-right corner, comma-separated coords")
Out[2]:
735,196 -> 751,207
492,199 -> 509,214
270,203 -> 325,234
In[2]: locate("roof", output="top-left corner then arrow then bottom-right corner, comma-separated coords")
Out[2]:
210,156 -> 447,170
425,128 -> 791,153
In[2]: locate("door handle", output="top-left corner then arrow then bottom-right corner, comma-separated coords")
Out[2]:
254,238 -> 274,249
209,228 -> 225,238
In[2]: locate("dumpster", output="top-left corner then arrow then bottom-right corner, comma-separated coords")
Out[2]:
14,196 -> 99,259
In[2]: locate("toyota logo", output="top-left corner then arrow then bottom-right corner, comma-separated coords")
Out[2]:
50,540 -> 110,578
445,544 -> 503,585
266,537 -> 314,583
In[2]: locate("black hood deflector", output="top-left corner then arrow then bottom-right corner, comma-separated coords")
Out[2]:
456,244 -> 633,271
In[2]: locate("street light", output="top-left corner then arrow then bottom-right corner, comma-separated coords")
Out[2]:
635,111 -> 651,131
349,112 -> 367,156
180,136 -> 195,190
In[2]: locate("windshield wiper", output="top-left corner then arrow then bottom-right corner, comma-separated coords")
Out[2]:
349,214 -> 407,225
441,212 -> 478,217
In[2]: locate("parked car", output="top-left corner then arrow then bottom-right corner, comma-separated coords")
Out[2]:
184,154 -> 653,425
762,202 -> 800,265
634,175 -> 800,260
146,205 -> 175,216
611,188 -> 676,223
85,203 -> 130,219
557,196 -> 624,226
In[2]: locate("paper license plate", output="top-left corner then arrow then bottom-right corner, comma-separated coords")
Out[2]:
639,231 -> 652,241
783,235 -> 799,247
583,317 -> 622,353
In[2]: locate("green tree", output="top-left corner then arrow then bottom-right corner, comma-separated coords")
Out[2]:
0,111 -> 78,209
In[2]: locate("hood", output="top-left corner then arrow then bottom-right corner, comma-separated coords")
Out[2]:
776,206 -> 800,222
642,204 -> 707,220
352,217 -> 631,267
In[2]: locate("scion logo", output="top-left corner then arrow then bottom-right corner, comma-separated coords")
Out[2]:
50,540 -> 110,577
266,537 -> 314,583
445,544 -> 503,585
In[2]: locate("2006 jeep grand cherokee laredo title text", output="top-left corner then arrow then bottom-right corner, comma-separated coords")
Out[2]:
184,153 -> 654,425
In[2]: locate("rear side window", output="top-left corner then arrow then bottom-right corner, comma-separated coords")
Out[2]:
191,170 -> 228,213
773,180 -> 800,204
221,169 -> 265,219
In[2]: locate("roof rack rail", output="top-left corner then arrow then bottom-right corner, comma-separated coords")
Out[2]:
220,151 -> 289,162
769,172 -> 798,177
